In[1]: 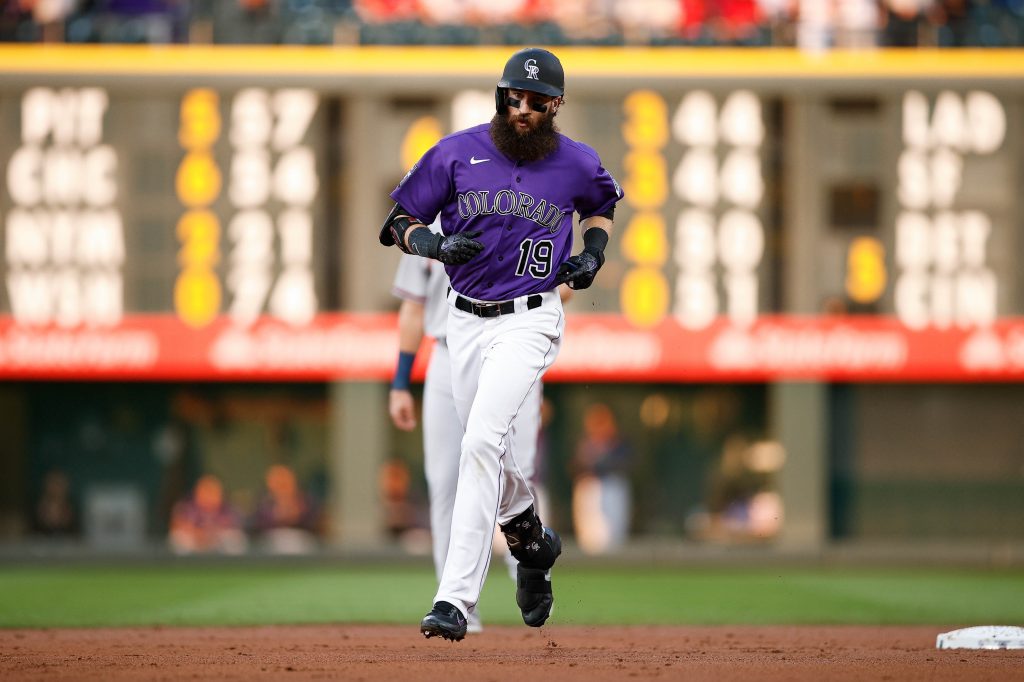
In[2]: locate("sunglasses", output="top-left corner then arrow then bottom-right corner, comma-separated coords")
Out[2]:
505,94 -> 554,114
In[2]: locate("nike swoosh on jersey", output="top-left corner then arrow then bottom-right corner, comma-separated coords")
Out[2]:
470,156 -> 490,165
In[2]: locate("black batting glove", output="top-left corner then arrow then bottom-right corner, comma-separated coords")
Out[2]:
407,229 -> 484,264
437,231 -> 485,265
555,247 -> 603,290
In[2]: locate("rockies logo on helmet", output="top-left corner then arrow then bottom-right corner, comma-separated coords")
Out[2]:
495,48 -> 565,112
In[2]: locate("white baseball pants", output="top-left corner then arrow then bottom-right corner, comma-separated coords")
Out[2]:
432,288 -> 564,616
423,340 -> 542,584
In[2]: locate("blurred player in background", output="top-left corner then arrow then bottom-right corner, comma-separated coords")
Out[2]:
388,223 -> 570,634
249,464 -> 321,554
379,47 -> 622,641
168,474 -> 247,555
571,402 -> 633,554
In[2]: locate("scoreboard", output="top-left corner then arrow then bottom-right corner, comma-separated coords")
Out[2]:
2,84 -> 328,325
0,46 -> 1022,381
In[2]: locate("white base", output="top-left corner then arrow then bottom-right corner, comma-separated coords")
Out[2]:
936,626 -> 1024,650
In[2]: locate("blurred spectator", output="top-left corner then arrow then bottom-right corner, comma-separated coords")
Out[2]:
168,474 -> 247,554
0,2 -> 25,41
33,468 -> 79,537
96,0 -> 187,42
835,0 -> 880,46
688,435 -> 785,542
797,0 -> 831,49
250,464 -> 321,553
208,0 -> 283,45
379,457 -> 414,539
757,0 -> 797,44
881,0 -> 932,44
33,0 -> 79,26
680,0 -> 711,41
571,402 -> 633,554
0,0 -> 80,41
466,0 -> 541,25
713,0 -> 766,43
550,0 -> 618,43
355,0 -> 417,22
614,0 -> 682,43
929,0 -> 970,45
417,0 -> 468,25
1,0 -> 1021,48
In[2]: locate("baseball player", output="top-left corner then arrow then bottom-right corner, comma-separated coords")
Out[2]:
378,47 -> 622,642
389,234 -> 571,634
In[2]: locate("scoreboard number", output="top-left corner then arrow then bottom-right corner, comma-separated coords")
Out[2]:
620,90 -> 671,328
671,90 -> 765,331
175,88 -> 223,327
174,88 -> 320,328
227,88 -> 319,328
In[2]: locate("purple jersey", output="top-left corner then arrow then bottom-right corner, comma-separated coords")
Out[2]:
390,123 -> 623,301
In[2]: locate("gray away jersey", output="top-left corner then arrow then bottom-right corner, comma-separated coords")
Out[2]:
392,251 -> 450,341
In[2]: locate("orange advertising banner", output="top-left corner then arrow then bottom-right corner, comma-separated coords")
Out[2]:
1,313 -> 1023,382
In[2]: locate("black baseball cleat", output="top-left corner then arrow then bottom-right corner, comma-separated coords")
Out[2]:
517,566 -> 554,627
516,527 -> 561,627
420,601 -> 468,642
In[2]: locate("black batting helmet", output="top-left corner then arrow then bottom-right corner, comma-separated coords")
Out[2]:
495,47 -> 564,112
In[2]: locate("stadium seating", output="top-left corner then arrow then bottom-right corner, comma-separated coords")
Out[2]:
0,1 -> 1022,49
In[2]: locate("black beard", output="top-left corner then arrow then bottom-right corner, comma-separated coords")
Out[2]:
489,111 -> 559,162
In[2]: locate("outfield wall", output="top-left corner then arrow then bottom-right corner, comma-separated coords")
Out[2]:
0,47 -> 1022,555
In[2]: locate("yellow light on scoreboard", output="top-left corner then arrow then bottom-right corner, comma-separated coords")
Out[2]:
175,210 -> 221,327
174,267 -> 222,328
178,88 -> 221,149
176,210 -> 221,268
621,267 -> 669,329
621,211 -> 668,267
175,88 -> 223,327
621,149 -> 668,211
621,90 -> 669,150
175,151 -> 222,208
401,115 -> 443,171
621,88 -> 670,328
845,236 -> 887,304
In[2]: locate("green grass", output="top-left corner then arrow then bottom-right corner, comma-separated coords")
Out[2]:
0,564 -> 1022,628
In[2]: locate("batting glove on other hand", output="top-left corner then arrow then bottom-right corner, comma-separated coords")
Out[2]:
555,248 -> 603,290
436,231 -> 484,265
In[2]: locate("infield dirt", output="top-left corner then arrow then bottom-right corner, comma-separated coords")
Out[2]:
2,624 -> 1021,681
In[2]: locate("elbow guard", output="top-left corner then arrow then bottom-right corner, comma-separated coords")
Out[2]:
378,203 -> 425,254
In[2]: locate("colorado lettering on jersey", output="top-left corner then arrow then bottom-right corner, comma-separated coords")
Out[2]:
456,190 -> 567,233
